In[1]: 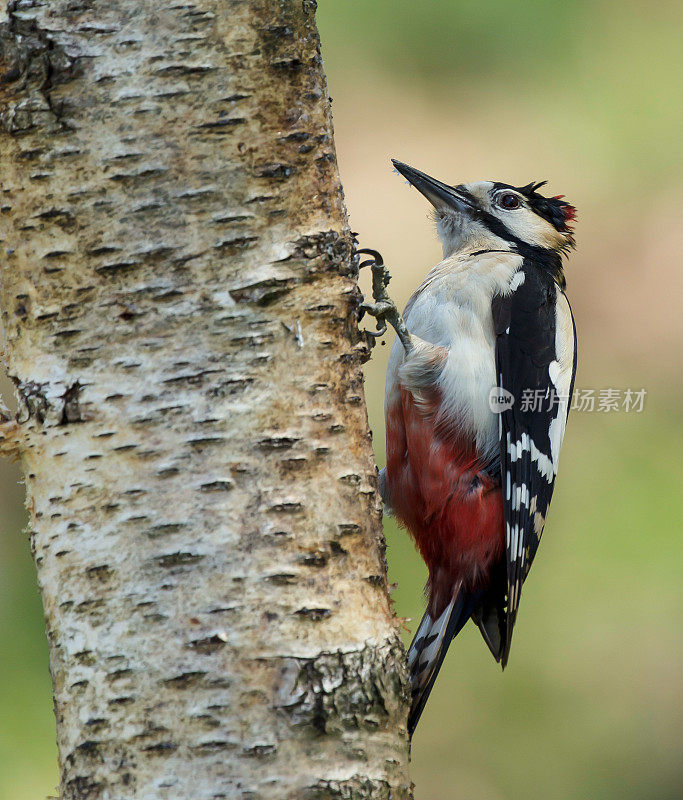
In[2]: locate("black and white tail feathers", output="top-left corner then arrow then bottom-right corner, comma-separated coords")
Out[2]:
407,575 -> 510,735
407,588 -> 482,735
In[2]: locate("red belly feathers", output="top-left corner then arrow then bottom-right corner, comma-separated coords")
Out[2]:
386,387 -> 504,617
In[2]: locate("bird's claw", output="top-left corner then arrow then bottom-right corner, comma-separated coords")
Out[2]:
360,299 -> 395,338
356,248 -> 412,352
360,314 -> 388,339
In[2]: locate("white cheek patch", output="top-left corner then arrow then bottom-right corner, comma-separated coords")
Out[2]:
493,205 -> 566,250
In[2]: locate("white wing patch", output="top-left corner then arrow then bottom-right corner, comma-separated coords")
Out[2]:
509,270 -> 525,291
547,287 -> 575,468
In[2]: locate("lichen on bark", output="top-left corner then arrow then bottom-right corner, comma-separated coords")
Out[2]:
0,1 -> 412,798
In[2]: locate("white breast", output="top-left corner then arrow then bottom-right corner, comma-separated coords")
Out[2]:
386,250 -> 523,460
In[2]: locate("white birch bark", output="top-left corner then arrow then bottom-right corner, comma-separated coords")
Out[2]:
0,1 -> 411,797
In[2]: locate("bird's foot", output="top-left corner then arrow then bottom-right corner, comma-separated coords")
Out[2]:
357,248 -> 412,353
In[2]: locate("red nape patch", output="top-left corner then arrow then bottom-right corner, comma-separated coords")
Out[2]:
553,195 -> 577,228
385,389 -> 504,618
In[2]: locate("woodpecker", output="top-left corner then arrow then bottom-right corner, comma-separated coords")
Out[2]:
361,160 -> 577,735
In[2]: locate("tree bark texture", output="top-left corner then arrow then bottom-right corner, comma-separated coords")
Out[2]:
0,2 -> 411,798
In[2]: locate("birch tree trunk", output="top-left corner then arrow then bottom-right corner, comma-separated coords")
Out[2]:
0,1 -> 411,797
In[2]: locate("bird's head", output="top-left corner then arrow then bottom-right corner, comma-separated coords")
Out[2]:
392,159 -> 576,260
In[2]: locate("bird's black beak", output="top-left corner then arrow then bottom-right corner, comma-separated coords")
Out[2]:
392,159 -> 475,213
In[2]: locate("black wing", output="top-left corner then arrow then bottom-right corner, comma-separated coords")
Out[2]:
491,265 -> 577,666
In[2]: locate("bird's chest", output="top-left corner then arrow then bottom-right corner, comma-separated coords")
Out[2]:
404,254 -> 523,456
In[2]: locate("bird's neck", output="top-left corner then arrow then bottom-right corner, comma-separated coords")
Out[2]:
455,241 -> 565,289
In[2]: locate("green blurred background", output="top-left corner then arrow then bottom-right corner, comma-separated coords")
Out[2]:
1,2 -> 681,798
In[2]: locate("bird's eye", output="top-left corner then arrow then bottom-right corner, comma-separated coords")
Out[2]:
497,193 -> 521,210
